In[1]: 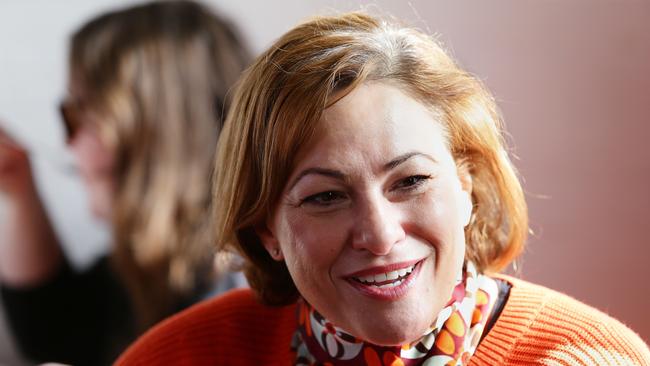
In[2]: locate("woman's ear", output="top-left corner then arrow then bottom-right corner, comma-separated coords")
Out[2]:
457,162 -> 474,227
254,223 -> 284,261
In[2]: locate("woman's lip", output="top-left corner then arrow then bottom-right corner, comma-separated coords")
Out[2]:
344,258 -> 423,278
345,259 -> 424,301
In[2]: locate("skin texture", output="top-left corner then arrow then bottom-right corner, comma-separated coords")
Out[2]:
258,82 -> 474,346
0,127 -> 31,197
64,78 -> 116,220
68,123 -> 115,220
0,123 -> 64,286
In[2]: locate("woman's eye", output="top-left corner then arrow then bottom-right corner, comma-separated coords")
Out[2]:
393,175 -> 432,191
301,191 -> 347,206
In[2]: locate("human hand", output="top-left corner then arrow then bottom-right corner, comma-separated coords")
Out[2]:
0,121 -> 37,199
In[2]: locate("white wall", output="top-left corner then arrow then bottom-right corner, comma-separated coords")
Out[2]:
1,0 -> 649,363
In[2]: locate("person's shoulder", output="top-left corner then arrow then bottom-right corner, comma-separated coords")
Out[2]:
474,275 -> 650,366
115,288 -> 297,365
169,287 -> 277,326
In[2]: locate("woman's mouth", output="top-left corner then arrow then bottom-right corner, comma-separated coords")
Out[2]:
345,259 -> 423,300
352,264 -> 416,288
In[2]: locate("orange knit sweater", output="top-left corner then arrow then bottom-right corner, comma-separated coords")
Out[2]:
116,276 -> 650,365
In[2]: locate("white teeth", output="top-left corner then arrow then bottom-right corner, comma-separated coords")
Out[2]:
377,279 -> 403,289
386,270 -> 399,281
354,264 -> 416,286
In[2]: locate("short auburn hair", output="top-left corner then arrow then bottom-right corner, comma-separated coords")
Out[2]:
213,12 -> 528,305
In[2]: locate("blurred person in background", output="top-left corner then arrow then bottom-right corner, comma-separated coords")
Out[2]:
0,1 -> 249,364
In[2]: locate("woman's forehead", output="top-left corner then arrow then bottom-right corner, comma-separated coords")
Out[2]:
287,83 -> 454,176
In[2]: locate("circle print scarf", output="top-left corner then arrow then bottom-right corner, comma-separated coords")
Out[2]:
291,262 -> 498,366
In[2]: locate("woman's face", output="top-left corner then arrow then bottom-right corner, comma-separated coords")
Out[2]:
68,123 -> 115,220
259,82 -> 473,346
64,80 -> 116,220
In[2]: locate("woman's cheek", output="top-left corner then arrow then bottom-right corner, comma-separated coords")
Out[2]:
284,212 -> 345,258
405,191 -> 463,252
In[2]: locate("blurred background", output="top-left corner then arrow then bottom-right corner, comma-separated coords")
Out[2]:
0,0 -> 648,364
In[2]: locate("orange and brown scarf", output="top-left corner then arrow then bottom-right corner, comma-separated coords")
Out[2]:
291,262 -> 498,366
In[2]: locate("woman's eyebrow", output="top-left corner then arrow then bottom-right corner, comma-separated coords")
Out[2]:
288,152 -> 438,190
288,167 -> 345,191
383,152 -> 437,171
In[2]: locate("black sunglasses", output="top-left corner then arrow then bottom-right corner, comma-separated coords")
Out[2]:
59,99 -> 83,142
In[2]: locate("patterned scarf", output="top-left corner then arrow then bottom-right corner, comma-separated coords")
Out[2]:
291,262 -> 498,366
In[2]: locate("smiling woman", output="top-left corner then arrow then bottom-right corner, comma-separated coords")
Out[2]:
255,83 -> 474,347
116,12 -> 650,366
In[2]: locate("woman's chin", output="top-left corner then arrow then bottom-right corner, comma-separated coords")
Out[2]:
86,184 -> 114,220
89,196 -> 112,221
91,206 -> 111,221
355,323 -> 426,347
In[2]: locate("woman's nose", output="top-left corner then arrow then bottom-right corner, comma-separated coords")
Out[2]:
351,194 -> 406,255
